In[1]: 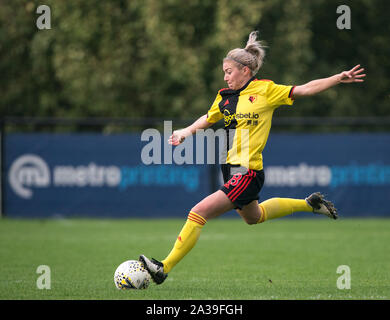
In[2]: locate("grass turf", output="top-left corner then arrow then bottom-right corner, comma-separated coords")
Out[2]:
0,217 -> 389,300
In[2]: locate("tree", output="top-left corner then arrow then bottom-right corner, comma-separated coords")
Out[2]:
0,0 -> 389,126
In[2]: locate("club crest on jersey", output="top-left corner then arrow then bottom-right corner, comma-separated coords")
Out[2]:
249,95 -> 257,103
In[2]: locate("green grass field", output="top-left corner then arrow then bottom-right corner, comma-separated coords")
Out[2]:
0,217 -> 389,300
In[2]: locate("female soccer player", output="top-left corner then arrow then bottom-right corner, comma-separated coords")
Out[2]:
140,31 -> 366,284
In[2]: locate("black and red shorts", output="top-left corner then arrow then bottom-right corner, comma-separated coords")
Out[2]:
220,164 -> 265,209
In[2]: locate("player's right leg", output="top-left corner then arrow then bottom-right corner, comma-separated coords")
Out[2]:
140,190 -> 234,285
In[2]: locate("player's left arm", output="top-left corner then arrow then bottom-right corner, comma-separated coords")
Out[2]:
292,65 -> 366,99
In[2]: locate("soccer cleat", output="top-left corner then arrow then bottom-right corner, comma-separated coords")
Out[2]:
305,192 -> 338,220
139,255 -> 168,285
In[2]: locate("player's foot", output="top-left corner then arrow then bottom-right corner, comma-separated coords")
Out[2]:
139,255 -> 168,285
305,192 -> 338,220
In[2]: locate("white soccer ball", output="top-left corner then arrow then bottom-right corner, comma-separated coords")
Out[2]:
114,260 -> 151,290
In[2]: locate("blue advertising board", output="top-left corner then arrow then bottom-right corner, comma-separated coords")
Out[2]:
4,132 -> 390,218
259,133 -> 390,217
5,133 -> 210,218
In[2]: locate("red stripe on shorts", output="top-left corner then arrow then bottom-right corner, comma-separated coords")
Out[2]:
227,172 -> 252,198
227,170 -> 256,202
227,177 -> 249,201
230,175 -> 253,202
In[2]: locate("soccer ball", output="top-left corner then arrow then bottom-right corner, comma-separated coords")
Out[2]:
114,260 -> 151,290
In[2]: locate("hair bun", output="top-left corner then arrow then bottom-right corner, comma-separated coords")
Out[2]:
224,31 -> 266,76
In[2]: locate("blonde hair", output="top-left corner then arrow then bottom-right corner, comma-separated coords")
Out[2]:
224,31 -> 266,76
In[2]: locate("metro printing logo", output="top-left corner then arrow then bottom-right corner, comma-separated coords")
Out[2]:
264,162 -> 390,188
5,132 -> 389,217
8,154 -> 390,200
8,154 -> 201,199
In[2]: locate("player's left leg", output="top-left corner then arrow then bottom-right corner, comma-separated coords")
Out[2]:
257,197 -> 314,222
237,193 -> 338,225
236,200 -> 262,224
258,193 -> 338,222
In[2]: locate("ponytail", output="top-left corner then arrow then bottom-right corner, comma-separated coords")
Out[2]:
224,31 -> 267,76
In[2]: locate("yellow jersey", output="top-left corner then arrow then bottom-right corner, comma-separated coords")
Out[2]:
206,77 -> 295,171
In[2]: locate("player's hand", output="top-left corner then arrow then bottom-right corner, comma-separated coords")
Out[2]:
339,64 -> 366,83
168,129 -> 190,146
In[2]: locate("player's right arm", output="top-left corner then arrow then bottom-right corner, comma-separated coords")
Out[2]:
168,114 -> 212,146
169,91 -> 224,146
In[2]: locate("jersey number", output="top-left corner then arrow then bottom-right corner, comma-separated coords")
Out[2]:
228,173 -> 242,187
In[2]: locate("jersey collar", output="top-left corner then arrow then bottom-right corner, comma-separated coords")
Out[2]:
220,76 -> 256,97
238,76 -> 256,93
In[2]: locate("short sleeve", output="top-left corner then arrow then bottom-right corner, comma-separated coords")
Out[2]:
266,81 -> 295,107
206,92 -> 224,123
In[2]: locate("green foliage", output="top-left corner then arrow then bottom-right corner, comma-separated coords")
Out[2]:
0,0 -> 389,121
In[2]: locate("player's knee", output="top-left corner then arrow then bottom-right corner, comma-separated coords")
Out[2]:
243,217 -> 258,225
190,204 -> 207,220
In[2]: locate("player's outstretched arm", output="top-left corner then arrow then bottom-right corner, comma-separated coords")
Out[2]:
168,114 -> 212,146
292,64 -> 366,99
